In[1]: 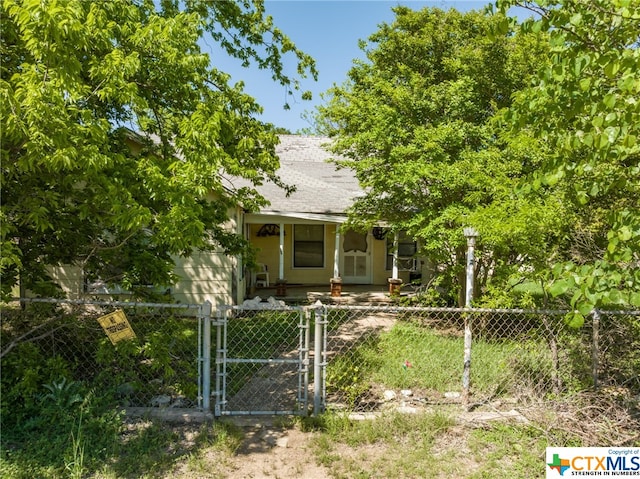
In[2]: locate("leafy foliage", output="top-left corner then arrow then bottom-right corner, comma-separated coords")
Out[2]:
497,0 -> 640,317
315,7 -> 556,305
0,0 -> 317,298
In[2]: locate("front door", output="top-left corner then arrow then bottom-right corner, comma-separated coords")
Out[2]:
341,230 -> 371,284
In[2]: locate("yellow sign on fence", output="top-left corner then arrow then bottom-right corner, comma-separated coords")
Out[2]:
97,309 -> 136,345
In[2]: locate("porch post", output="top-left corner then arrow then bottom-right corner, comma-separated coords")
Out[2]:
392,232 -> 399,280
387,231 -> 403,296
330,227 -> 342,297
333,228 -> 340,278
278,222 -> 285,280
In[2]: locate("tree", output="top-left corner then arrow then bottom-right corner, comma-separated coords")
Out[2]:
315,6 -> 556,306
1,0 -> 317,298
497,0 -> 640,321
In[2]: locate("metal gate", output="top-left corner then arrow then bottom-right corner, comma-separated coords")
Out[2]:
212,304 -> 311,416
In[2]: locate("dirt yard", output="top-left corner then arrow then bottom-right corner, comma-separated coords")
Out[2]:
164,403 -> 532,479
169,416 -> 332,479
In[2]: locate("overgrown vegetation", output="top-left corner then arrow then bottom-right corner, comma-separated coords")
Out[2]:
1,304 -> 200,416
315,1 -> 640,314
1,0 -> 317,300
324,314 -> 599,409
0,302 -> 205,478
2,304 -> 638,477
0,409 -> 242,479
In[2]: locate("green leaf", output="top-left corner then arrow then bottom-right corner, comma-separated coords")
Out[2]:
549,280 -> 571,297
603,93 -> 617,109
617,226 -> 632,241
566,312 -> 584,329
496,17 -> 510,35
604,61 -> 621,78
579,77 -> 591,91
582,132 -> 594,147
576,190 -> 589,205
606,289 -> 624,305
577,302 -> 594,316
544,169 -> 563,186
569,13 -> 582,26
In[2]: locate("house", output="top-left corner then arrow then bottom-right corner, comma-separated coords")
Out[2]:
49,135 -> 423,306
239,135 -> 422,298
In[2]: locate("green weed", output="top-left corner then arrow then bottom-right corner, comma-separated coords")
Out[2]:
467,423 -> 549,479
310,410 -> 456,478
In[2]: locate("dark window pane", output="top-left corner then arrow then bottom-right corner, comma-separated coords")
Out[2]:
294,225 -> 324,267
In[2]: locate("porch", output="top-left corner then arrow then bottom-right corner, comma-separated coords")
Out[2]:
245,283 -> 416,305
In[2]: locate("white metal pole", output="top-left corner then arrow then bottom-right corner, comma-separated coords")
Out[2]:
465,235 -> 476,308
333,228 -> 340,278
313,305 -> 323,415
462,227 -> 477,408
201,300 -> 212,413
392,232 -> 399,280
279,222 -> 285,280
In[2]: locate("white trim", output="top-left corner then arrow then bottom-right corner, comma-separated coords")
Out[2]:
245,212 -> 347,224
392,232 -> 399,280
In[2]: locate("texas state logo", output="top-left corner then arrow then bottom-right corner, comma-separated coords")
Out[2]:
547,447 -> 640,478
548,453 -> 571,476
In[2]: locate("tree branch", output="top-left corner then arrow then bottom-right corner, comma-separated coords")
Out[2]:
0,318 -> 66,359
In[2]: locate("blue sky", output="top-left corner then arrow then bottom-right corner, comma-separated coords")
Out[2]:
209,1 -> 528,133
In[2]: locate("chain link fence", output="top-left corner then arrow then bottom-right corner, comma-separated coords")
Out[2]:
321,305 -> 640,414
2,298 -> 638,418
1,298 -> 205,413
213,304 -> 310,416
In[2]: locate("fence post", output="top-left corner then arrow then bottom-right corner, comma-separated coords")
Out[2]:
592,309 -> 600,390
313,303 -> 326,416
302,308 -> 311,415
200,300 -> 212,413
214,307 -> 226,417
462,227 -> 478,408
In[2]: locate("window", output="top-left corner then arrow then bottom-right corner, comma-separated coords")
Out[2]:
294,224 -> 324,268
343,230 -> 368,253
386,232 -> 417,271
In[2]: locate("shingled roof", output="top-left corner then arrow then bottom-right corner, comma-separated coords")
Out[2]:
254,135 -> 362,217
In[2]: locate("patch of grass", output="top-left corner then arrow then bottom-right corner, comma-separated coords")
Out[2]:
309,410 -> 559,479
467,423 -> 549,479
327,320 -> 541,399
1,412 -> 242,479
310,410 -> 456,478
171,421 -> 244,478
322,409 -> 454,445
362,321 -> 464,391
